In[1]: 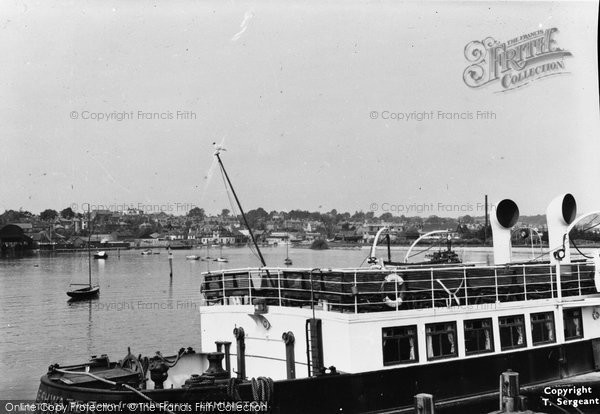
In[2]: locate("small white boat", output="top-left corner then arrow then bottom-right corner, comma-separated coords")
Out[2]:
141,249 -> 153,255
186,255 -> 201,260
93,251 -> 107,259
213,244 -> 228,262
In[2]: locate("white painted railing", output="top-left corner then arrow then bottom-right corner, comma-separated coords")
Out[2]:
200,261 -> 597,313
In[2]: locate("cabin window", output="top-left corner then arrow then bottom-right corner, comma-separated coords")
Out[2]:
426,322 -> 457,360
531,312 -> 555,345
499,315 -> 526,350
382,325 -> 418,365
563,308 -> 583,340
464,318 -> 494,355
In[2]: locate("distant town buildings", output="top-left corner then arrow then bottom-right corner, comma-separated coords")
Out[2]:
1,206 -> 599,252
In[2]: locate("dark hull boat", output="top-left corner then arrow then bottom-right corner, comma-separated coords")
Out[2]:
66,208 -> 99,300
66,285 -> 99,299
36,333 -> 600,414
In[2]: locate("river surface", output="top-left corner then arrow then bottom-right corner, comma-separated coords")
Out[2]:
0,245 -> 556,398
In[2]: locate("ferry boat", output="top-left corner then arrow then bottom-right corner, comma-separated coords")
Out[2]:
36,151 -> 600,413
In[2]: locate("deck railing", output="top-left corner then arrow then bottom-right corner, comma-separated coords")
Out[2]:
200,261 -> 597,314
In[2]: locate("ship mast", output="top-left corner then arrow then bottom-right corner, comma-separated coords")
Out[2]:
214,146 -> 267,267
87,205 -> 92,287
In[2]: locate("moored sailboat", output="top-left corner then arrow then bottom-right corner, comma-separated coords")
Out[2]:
67,208 -> 99,300
284,239 -> 292,265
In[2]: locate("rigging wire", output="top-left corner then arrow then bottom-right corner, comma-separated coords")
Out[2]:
407,237 -> 441,259
570,238 -> 594,259
579,218 -> 600,233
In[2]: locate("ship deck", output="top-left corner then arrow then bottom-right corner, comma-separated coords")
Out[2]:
201,261 -> 597,313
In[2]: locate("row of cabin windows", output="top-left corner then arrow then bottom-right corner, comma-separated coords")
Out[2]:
382,308 -> 583,365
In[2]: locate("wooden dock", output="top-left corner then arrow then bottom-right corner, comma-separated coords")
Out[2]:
406,371 -> 600,414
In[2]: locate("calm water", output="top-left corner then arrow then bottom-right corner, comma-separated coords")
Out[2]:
0,245 -> 543,398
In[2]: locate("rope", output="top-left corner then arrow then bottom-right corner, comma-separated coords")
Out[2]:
250,377 -> 274,411
51,367 -> 175,414
227,378 -> 242,401
155,350 -> 183,367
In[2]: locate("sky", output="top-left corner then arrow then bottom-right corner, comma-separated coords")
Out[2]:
1,0 -> 598,218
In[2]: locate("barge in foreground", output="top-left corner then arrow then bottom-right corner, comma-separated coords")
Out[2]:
37,193 -> 600,413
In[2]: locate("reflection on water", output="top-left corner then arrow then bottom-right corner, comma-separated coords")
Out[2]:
67,299 -> 94,357
0,246 -> 559,398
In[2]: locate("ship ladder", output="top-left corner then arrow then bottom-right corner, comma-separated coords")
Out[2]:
305,318 -> 324,377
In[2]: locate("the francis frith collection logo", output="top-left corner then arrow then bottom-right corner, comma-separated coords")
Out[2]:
463,28 -> 572,92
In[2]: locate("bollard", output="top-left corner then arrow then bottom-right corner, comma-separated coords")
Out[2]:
200,352 -> 229,380
282,331 -> 296,379
233,327 -> 246,380
502,397 -> 515,413
517,395 -> 528,411
499,370 -> 519,413
215,341 -> 232,376
414,393 -> 435,414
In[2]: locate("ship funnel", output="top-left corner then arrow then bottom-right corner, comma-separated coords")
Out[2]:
546,193 -> 577,264
491,199 -> 519,265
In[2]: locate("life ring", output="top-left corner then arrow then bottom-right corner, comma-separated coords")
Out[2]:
553,249 -> 565,261
381,273 -> 406,307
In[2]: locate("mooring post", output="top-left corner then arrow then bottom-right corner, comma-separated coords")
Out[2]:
499,370 -> 519,413
414,393 -> 435,414
215,341 -> 232,376
517,395 -> 528,412
168,247 -> 173,279
282,331 -> 296,379
233,327 -> 246,380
